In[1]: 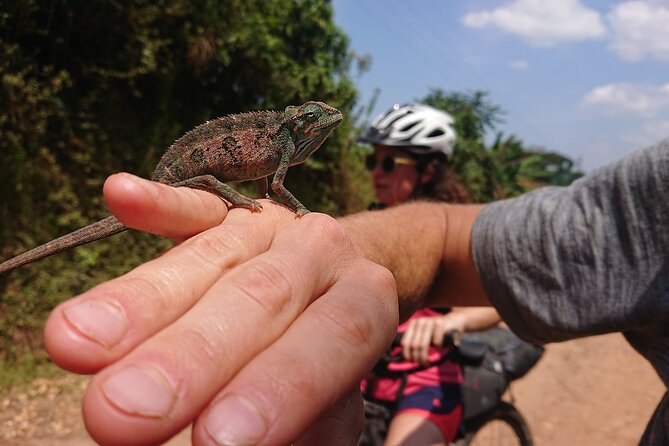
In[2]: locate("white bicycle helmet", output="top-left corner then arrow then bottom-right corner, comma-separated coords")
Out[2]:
361,103 -> 456,159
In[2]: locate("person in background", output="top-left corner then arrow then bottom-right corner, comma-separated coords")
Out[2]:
358,103 -> 502,445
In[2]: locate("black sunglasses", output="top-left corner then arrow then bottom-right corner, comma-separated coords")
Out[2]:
365,154 -> 417,173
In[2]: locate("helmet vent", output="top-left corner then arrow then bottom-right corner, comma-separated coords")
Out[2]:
359,103 -> 456,159
399,121 -> 419,132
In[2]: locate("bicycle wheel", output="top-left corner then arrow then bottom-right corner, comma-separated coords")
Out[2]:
458,402 -> 532,446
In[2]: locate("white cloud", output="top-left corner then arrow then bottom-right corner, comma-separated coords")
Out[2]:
582,82 -> 669,116
508,59 -> 530,70
462,0 -> 605,47
643,119 -> 669,139
606,1 -> 669,62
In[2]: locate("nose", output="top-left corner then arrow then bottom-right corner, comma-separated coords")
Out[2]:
371,160 -> 387,179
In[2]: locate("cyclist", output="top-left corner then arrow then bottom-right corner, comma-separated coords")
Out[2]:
358,103 -> 501,446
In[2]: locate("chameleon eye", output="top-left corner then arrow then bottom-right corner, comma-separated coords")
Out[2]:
304,111 -> 318,122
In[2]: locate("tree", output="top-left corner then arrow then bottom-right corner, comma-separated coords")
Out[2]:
0,0 -> 362,367
422,88 -> 503,142
420,88 -> 583,202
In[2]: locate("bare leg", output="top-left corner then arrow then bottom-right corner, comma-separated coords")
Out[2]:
384,412 -> 446,446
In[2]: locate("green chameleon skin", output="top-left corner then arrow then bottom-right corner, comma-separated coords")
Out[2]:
0,101 -> 343,274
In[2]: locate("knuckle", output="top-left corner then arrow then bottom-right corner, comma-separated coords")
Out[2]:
230,260 -> 294,316
184,227 -> 247,271
186,228 -> 238,257
243,358 -> 322,422
364,261 -> 398,300
301,213 -> 350,249
113,274 -> 169,313
178,323 -> 225,368
318,299 -> 375,350
337,261 -> 399,347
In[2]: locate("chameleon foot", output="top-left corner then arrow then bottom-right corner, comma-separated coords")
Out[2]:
237,199 -> 263,213
295,207 -> 310,218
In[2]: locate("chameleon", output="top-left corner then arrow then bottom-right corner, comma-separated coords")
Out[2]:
0,101 -> 343,274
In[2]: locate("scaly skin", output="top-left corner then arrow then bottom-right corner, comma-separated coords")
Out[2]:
0,101 -> 343,274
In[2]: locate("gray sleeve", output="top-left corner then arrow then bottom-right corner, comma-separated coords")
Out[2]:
471,139 -> 669,345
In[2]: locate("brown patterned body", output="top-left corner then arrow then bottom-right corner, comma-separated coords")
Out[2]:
153,112 -> 286,184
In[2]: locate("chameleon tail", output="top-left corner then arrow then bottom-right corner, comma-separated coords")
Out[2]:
0,216 -> 127,274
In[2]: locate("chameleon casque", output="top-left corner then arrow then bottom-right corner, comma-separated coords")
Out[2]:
0,101 -> 343,274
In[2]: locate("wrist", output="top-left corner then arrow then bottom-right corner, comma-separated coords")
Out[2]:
339,202 -> 448,319
447,312 -> 468,333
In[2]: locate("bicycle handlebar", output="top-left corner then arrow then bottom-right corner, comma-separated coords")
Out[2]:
380,331 -> 488,368
381,331 -> 459,364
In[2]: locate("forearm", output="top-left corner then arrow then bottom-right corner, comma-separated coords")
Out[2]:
448,307 -> 501,332
339,202 -> 490,319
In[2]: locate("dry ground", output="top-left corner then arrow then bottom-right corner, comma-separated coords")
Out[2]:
1,333 -> 665,445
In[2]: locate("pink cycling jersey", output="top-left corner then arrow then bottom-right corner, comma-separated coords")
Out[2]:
361,308 -> 464,442
361,308 -> 463,401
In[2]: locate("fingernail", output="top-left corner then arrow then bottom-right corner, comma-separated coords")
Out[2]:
205,395 -> 268,446
62,300 -> 128,348
102,365 -> 176,417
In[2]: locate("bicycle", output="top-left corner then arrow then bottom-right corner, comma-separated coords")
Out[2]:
359,329 -> 537,446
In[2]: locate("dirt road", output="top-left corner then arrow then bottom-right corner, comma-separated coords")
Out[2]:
511,333 -> 664,445
1,333 -> 665,445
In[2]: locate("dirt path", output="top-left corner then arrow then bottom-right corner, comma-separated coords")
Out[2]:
1,333 -> 665,445
511,333 -> 665,445
0,374 -> 191,446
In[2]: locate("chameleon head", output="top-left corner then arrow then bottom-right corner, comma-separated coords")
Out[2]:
285,101 -> 344,164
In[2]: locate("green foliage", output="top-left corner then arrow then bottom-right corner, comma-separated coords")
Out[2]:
0,232 -> 171,366
0,0 -> 360,365
422,88 -> 503,142
0,352 -> 61,389
421,88 -> 583,202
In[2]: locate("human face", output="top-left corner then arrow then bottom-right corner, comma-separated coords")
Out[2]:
367,146 -> 421,207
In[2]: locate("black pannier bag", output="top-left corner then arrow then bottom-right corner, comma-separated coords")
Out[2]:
358,399 -> 392,446
458,326 -> 544,419
463,326 -> 545,380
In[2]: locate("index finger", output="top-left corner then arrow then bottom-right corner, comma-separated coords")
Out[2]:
103,173 -> 229,239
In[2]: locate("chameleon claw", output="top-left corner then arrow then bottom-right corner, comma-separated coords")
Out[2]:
295,208 -> 310,218
235,199 -> 263,213
250,202 -> 264,213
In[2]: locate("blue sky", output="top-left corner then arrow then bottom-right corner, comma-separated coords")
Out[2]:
332,0 -> 669,171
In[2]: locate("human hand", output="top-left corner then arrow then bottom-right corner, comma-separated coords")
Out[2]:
43,173 -> 399,446
400,313 -> 467,365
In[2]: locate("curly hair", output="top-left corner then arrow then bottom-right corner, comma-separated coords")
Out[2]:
413,155 -> 471,204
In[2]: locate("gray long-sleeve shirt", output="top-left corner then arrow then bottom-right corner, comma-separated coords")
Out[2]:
472,139 -> 669,444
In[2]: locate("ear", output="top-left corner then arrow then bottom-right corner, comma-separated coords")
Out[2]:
420,161 -> 437,184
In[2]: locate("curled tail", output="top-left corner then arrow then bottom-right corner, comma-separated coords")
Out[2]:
0,216 -> 127,274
